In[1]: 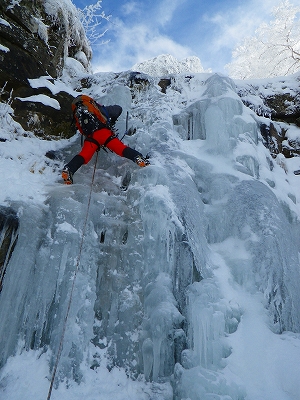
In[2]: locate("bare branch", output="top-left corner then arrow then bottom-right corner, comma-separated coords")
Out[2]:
77,0 -> 111,46
226,0 -> 300,78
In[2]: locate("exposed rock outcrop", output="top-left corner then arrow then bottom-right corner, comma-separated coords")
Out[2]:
0,0 -> 91,138
265,93 -> 300,127
237,77 -> 300,158
0,207 -> 19,293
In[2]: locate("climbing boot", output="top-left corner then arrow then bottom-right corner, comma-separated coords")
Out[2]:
62,167 -> 73,184
134,155 -> 150,168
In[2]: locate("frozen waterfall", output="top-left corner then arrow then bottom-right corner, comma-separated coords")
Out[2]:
0,72 -> 300,400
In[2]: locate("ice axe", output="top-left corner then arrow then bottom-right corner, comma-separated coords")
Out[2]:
119,111 -> 136,141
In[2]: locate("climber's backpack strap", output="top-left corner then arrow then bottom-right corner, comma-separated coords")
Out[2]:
71,94 -> 110,137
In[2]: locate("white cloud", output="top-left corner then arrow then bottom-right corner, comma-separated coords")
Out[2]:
205,0 -> 284,51
121,1 -> 139,16
91,0 -> 287,74
156,0 -> 187,26
184,0 -> 286,72
91,0 -> 192,73
92,19 -> 193,73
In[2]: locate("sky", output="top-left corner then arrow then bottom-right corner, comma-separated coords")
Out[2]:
71,0 -> 295,74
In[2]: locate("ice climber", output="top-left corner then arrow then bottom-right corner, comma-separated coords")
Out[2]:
62,95 -> 150,185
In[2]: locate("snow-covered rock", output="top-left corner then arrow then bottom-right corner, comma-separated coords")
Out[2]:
132,54 -> 209,76
0,0 -> 91,138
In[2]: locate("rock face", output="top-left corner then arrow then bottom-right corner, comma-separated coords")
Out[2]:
265,93 -> 300,127
237,78 -> 300,159
0,0 -> 91,138
0,207 -> 19,293
259,94 -> 300,158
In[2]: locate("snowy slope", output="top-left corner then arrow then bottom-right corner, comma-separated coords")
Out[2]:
0,63 -> 300,400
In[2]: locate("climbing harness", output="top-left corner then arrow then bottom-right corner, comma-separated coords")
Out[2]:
46,151 -> 99,400
88,111 -> 130,154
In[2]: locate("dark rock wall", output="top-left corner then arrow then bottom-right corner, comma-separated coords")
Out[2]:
238,82 -> 300,158
0,207 -> 19,293
0,0 -> 91,138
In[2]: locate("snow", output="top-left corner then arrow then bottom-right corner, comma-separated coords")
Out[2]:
0,17 -> 11,27
56,221 -> 79,234
43,0 -> 92,70
0,44 -> 9,52
28,76 -> 76,96
132,54 -> 209,76
212,247 -> 300,400
1,56 -> 300,400
0,103 -> 72,205
16,94 -> 61,110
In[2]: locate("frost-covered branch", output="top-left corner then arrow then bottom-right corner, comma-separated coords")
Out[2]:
226,0 -> 300,79
77,0 -> 111,45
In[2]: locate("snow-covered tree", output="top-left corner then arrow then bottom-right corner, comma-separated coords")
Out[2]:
226,1 -> 300,79
77,0 -> 110,45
